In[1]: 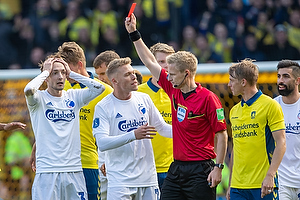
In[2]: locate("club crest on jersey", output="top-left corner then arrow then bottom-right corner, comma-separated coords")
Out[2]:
251,111 -> 256,119
45,109 -> 75,122
177,106 -> 186,122
138,104 -> 146,114
65,99 -> 75,108
93,118 -> 100,128
118,117 -> 147,132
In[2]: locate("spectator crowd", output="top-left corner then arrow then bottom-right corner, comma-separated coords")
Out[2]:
1,0 -> 300,70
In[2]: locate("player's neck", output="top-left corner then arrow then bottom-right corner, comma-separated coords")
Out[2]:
113,90 -> 132,100
151,77 -> 161,88
80,69 -> 90,77
47,88 -> 63,97
242,86 -> 258,102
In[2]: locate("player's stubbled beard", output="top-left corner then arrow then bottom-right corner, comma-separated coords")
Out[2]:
278,83 -> 294,96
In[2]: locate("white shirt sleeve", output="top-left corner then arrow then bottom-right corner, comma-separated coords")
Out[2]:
69,71 -> 105,104
148,96 -> 173,138
93,103 -> 136,152
24,71 -> 49,105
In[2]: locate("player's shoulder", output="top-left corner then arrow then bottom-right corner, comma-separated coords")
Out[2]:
137,82 -> 149,91
97,93 -> 113,106
230,101 -> 242,113
199,86 -> 221,101
133,90 -> 151,99
273,95 -> 282,103
255,94 -> 283,114
138,81 -> 148,88
132,91 -> 154,106
196,83 -> 212,95
259,93 -> 279,105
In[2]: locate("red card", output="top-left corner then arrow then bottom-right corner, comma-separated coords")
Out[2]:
127,3 -> 137,18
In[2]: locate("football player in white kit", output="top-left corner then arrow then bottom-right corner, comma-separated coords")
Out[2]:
24,55 -> 105,200
275,60 -> 300,200
93,57 -> 172,200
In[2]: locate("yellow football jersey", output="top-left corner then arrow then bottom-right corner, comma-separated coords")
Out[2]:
138,78 -> 173,173
64,74 -> 113,169
230,91 -> 285,189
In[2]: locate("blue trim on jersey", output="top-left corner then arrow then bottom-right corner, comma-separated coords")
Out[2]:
147,78 -> 160,93
71,71 -> 94,88
265,125 -> 275,165
265,125 -> 279,187
241,90 -> 263,107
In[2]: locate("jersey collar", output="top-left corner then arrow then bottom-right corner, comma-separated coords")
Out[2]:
70,71 -> 94,88
241,90 -> 262,107
147,77 -> 160,93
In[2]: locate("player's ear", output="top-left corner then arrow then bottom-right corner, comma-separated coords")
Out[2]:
240,78 -> 246,86
111,78 -> 118,85
77,61 -> 84,73
296,77 -> 300,86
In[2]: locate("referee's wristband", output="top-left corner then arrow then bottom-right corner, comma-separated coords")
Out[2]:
129,30 -> 141,42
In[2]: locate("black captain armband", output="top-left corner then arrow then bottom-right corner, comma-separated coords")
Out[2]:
129,30 -> 141,42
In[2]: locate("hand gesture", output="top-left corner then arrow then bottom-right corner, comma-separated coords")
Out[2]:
125,13 -> 137,33
58,58 -> 71,76
134,124 -> 156,139
43,57 -> 54,73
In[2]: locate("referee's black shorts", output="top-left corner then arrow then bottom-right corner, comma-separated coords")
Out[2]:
161,159 -> 216,200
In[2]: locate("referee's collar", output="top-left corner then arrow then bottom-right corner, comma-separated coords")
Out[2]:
70,71 -> 94,88
241,90 -> 262,107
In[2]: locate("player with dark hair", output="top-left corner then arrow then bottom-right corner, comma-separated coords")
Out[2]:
275,59 -> 300,200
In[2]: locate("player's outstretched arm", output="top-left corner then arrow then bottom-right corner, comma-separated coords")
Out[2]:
0,122 -> 26,131
125,14 -> 161,80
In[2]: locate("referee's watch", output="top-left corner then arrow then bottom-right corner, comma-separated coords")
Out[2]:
215,163 -> 224,169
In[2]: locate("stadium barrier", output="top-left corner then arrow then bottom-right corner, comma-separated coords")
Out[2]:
0,61 -> 281,199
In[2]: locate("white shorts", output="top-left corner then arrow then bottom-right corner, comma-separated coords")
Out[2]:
279,185 -> 300,200
100,175 -> 107,200
107,186 -> 160,200
32,172 -> 88,200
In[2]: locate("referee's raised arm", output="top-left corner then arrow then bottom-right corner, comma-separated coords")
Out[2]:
125,13 -> 162,81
